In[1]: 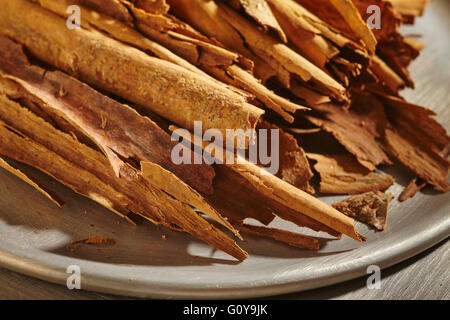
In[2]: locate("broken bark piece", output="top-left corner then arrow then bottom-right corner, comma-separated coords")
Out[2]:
0,156 -> 64,207
383,128 -> 449,192
305,99 -> 392,171
73,236 -> 117,246
399,178 -> 427,202
333,191 -> 393,231
238,224 -> 320,250
0,87 -> 247,261
371,91 -> 450,191
1,0 -> 263,143
307,153 -> 394,195
257,121 -> 314,193
373,90 -> 450,156
220,0 -> 287,43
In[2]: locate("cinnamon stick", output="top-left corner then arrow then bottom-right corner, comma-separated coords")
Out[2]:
170,126 -> 366,242
168,0 -> 348,102
0,0 -> 263,143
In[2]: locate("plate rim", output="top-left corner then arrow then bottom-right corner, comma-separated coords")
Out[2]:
0,214 -> 448,299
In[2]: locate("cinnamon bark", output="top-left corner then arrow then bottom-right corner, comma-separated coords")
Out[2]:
168,0 -> 348,102
0,0 -> 263,142
333,191 -> 393,231
47,0 -> 306,123
0,95 -> 247,261
0,36 -> 215,195
0,156 -> 64,207
171,126 -> 365,242
305,99 -> 392,171
308,153 -> 394,195
238,224 -> 320,251
399,178 -> 427,202
257,121 -> 314,193
220,0 -> 287,42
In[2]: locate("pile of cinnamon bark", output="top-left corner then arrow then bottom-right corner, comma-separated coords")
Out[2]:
0,0 -> 447,260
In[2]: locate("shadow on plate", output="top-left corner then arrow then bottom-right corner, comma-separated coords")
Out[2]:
0,163 -> 354,268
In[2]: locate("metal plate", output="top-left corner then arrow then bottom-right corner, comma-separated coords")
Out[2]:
0,1 -> 449,299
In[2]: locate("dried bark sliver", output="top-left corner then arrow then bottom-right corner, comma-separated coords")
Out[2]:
308,153 -> 394,195
333,191 -> 393,231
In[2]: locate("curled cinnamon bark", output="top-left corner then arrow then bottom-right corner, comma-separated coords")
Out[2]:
168,0 -> 348,102
220,0 -> 287,42
0,36 -> 215,195
0,0 -> 263,143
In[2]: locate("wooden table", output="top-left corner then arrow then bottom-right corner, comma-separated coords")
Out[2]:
0,0 -> 448,300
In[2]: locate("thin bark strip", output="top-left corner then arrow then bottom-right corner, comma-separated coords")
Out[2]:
0,36 -> 215,195
204,164 -> 341,238
399,178 -> 427,202
371,55 -> 405,94
0,156 -> 64,207
384,128 -> 449,192
330,0 -> 377,54
238,224 -> 320,250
